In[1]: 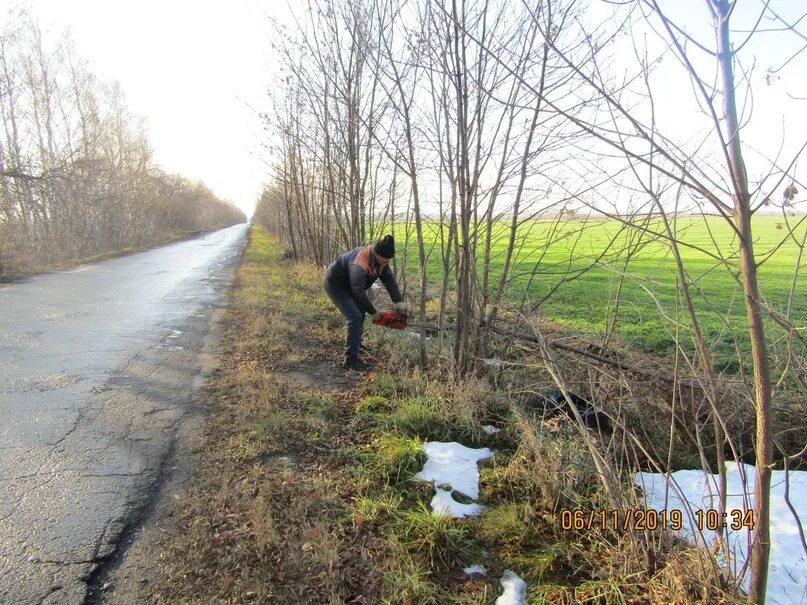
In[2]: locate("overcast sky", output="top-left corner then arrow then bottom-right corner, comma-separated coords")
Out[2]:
2,1 -> 803,219
1,0 -> 286,216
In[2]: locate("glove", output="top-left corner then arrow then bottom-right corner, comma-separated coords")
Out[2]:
394,301 -> 408,315
371,311 -> 384,321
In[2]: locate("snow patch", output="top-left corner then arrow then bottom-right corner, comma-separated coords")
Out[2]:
402,330 -> 431,342
415,441 -> 493,502
415,442 -> 531,599
482,425 -> 501,435
635,462 -> 807,605
495,569 -> 527,605
430,486 -> 486,518
464,565 -> 487,577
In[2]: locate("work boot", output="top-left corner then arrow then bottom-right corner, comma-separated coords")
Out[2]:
343,356 -> 373,372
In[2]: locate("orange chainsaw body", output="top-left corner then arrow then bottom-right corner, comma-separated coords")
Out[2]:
372,309 -> 407,330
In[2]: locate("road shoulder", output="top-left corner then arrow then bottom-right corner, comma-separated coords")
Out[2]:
81,304 -> 226,603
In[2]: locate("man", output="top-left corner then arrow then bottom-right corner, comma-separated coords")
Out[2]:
324,235 -> 407,371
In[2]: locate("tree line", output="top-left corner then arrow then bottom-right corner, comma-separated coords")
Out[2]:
0,10 -> 245,279
255,1 -> 806,602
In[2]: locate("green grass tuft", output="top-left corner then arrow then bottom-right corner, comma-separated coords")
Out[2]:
474,503 -> 534,547
380,540 -> 446,605
389,503 -> 482,569
389,396 -> 473,443
353,490 -> 405,526
357,395 -> 394,414
358,433 -> 426,484
303,393 -> 341,422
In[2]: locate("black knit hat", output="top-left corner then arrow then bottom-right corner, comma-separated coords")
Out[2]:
374,235 -> 395,259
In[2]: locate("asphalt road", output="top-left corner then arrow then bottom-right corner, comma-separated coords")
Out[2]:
0,224 -> 248,604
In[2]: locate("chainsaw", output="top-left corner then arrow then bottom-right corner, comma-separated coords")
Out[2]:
372,308 -> 409,330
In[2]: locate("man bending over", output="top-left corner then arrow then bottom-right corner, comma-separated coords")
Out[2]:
323,235 -> 407,371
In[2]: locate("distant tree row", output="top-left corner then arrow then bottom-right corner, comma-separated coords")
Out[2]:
0,10 -> 245,278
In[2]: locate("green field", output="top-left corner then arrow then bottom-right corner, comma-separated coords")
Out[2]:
393,215 -> 807,372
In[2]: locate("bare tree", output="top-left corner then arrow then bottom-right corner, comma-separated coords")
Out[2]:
490,1 -> 806,600
0,12 -> 244,279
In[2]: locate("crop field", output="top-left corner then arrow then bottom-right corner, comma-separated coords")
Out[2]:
393,215 -> 807,371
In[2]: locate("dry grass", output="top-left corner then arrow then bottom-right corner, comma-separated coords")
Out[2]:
0,230 -> 207,282
153,225 -> 752,604
154,228 -> 386,603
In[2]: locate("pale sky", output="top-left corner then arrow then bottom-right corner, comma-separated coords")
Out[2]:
2,0 -> 287,217
2,1 -> 803,219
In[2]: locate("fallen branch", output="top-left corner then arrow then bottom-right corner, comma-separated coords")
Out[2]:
409,319 -> 705,392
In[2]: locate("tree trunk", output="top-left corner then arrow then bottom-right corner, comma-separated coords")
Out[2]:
715,2 -> 772,601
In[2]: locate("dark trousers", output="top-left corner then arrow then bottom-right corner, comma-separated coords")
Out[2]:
324,282 -> 365,360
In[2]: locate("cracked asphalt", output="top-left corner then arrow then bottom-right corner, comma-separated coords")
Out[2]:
0,224 -> 248,604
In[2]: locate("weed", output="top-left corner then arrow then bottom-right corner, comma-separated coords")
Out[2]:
358,433 -> 426,484
371,371 -> 426,398
380,540 -> 445,605
511,410 -> 609,510
371,372 -> 407,397
353,490 -> 405,526
389,503 -> 482,569
304,393 -> 341,422
300,519 -> 343,570
356,394 -> 393,414
284,352 -> 307,365
474,503 -> 534,547
238,406 -> 297,455
385,396 -> 474,443
248,491 -> 280,551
